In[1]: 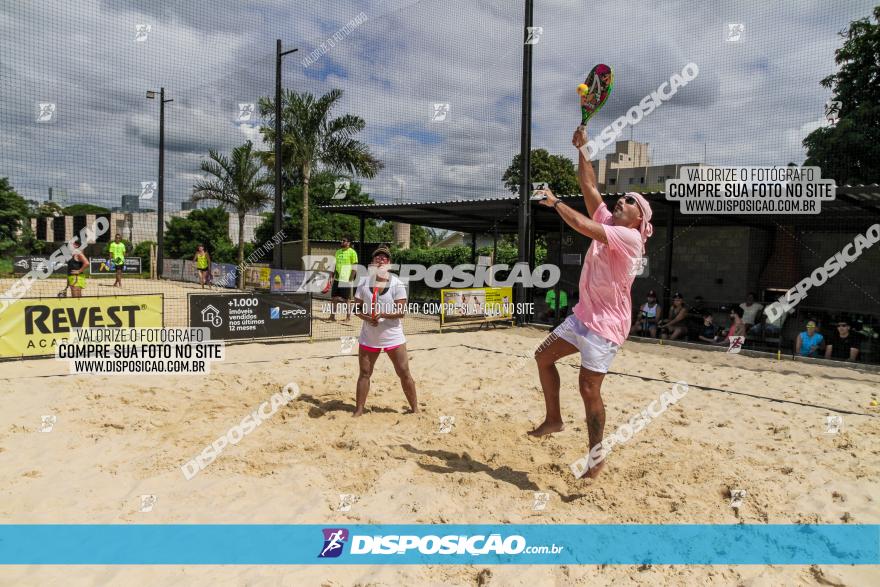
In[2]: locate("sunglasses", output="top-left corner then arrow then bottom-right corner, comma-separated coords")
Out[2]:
622,195 -> 637,206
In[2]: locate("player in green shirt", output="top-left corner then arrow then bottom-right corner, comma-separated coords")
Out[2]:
331,237 -> 359,321
108,234 -> 126,287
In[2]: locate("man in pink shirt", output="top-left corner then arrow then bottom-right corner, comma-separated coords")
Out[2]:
528,126 -> 653,480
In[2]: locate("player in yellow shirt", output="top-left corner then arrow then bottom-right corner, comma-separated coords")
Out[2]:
193,245 -> 212,289
331,237 -> 359,321
108,234 -> 126,287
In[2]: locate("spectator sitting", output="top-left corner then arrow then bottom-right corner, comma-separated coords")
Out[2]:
687,295 -> 708,339
724,306 -> 747,344
690,295 -> 706,316
542,288 -> 569,323
659,292 -> 689,340
795,320 -> 825,358
697,311 -> 724,343
631,289 -> 661,338
824,317 -> 861,362
750,303 -> 792,338
740,292 -> 764,332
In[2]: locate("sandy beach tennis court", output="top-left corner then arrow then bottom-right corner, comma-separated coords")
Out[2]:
1,327 -> 878,585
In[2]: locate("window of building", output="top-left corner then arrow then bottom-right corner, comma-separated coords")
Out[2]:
609,178 -> 616,186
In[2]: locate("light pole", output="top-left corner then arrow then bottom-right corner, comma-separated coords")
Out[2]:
516,0 -> 534,324
274,39 -> 298,269
146,88 -> 173,278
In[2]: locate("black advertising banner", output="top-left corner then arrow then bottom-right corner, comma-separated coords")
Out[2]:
13,256 -> 66,274
188,292 -> 311,340
89,257 -> 142,274
163,259 -> 184,281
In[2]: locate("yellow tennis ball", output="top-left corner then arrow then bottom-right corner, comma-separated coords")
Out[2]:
871,400 -> 878,406
576,83 -> 588,95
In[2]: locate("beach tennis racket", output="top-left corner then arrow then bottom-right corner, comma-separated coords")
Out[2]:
577,64 -> 614,126
371,285 -> 381,321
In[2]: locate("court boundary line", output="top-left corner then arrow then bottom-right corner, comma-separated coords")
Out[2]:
1,341 -> 876,418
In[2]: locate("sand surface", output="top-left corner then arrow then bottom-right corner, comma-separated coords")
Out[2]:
1,326 -> 878,585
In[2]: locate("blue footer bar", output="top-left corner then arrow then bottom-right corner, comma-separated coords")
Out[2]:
0,525 -> 876,565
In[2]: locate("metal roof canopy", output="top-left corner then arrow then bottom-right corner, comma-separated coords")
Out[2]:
320,185 -> 880,233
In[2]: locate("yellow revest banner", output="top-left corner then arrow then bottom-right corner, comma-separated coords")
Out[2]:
440,287 -> 514,326
0,295 -> 164,358
245,266 -> 272,289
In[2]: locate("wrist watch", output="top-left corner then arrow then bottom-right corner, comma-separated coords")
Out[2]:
553,200 -> 563,209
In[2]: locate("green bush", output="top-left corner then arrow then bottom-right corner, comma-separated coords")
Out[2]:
133,241 -> 154,271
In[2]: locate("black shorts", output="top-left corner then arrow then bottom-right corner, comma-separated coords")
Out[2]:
331,280 -> 355,299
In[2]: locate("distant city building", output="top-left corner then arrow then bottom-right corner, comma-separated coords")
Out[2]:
120,195 -> 140,212
47,186 -> 68,207
591,140 -> 707,192
29,210 -> 263,245
181,200 -> 197,211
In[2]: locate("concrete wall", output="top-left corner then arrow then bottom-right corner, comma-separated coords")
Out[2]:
554,223 -> 878,318
30,211 -> 263,246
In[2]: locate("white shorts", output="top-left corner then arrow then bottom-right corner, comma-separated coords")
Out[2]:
553,314 -> 620,373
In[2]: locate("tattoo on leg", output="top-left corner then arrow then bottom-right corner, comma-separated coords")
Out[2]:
587,412 -> 604,446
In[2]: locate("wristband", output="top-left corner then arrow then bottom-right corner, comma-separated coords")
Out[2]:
553,200 -> 563,209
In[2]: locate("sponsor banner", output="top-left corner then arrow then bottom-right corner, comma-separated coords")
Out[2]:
440,287 -> 514,326
89,257 -> 142,274
244,265 -> 272,289
162,259 -> 184,281
0,295 -> 164,358
13,255 -> 66,275
188,292 -> 310,340
270,269 -> 306,292
210,262 -> 238,289
0,524 -> 873,564
181,260 -> 201,284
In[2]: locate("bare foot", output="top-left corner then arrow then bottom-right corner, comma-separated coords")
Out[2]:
579,460 -> 606,480
352,409 -> 363,418
527,420 -> 564,437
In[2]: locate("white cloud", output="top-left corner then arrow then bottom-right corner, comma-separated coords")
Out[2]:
0,0 -> 875,212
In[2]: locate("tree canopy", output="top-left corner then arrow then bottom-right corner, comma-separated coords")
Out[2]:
502,148 -> 580,196
803,6 -> 880,184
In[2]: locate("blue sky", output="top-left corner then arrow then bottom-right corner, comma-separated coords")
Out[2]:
1,0 -> 875,210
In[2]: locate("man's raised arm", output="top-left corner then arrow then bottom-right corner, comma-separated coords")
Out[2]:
572,127 -> 603,218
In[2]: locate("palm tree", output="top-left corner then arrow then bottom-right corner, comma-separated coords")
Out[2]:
259,89 -> 383,255
191,140 -> 272,288
425,227 -> 447,247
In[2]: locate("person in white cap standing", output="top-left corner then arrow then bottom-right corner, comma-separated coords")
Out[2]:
529,125 -> 653,481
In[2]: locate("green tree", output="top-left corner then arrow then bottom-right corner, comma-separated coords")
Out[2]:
191,141 -> 272,287
0,178 -> 29,256
255,172 -> 378,254
62,203 -> 111,215
258,89 -> 383,256
132,240 -> 155,272
164,207 -> 240,264
31,201 -> 64,218
254,172 -> 435,257
803,6 -> 880,184
502,149 -> 580,196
